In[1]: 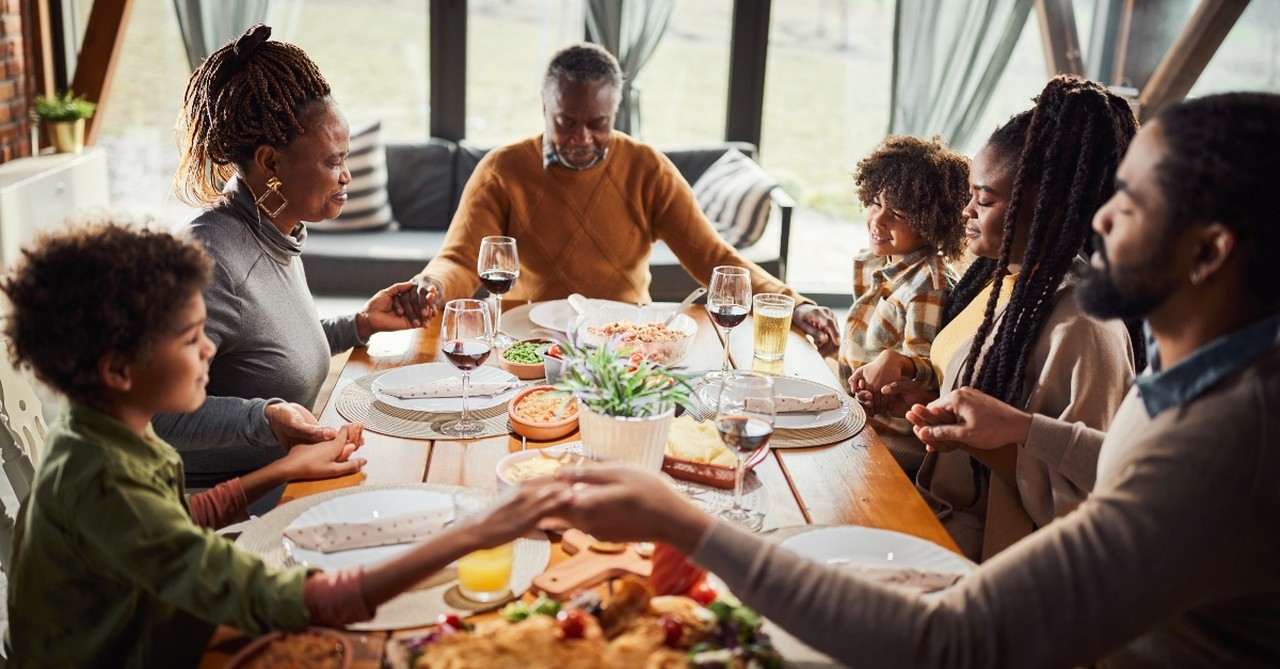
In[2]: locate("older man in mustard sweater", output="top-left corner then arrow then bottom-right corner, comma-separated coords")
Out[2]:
394,42 -> 840,356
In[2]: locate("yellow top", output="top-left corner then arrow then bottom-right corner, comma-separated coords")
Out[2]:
930,273 -> 1019,385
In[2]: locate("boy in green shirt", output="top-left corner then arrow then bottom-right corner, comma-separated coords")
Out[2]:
2,223 -> 572,667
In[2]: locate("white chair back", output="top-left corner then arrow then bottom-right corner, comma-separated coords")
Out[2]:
0,346 -> 45,577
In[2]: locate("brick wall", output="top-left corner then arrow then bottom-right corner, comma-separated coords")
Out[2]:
0,0 -> 27,162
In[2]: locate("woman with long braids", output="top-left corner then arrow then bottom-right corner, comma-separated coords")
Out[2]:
157,24 -> 420,495
851,75 -> 1143,561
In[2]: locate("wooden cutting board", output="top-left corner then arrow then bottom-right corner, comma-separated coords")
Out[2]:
531,529 -> 652,598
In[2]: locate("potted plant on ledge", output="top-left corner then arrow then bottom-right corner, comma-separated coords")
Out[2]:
552,337 -> 694,471
35,90 -> 96,155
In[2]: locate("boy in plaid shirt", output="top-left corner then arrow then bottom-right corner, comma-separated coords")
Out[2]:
839,136 -> 968,468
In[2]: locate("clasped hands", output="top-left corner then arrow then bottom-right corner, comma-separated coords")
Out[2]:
849,350 -> 1034,454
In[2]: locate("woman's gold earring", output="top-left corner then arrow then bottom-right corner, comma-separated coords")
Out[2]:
255,176 -> 289,218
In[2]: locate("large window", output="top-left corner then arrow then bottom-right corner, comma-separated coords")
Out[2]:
631,1 -> 733,145
1188,0 -> 1280,96
466,0 -> 584,146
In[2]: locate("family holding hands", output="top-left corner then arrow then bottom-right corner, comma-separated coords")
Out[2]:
7,22 -> 1279,669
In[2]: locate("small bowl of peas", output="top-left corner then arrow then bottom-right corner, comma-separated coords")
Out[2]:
498,338 -> 556,380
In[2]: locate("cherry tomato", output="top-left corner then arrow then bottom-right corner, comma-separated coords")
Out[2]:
658,615 -> 683,648
557,608 -> 587,639
547,344 -> 563,359
650,543 -> 707,596
688,579 -> 718,606
437,613 -> 466,634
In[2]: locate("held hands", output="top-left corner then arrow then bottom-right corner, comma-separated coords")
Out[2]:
793,304 -> 841,358
358,280 -> 426,338
555,465 -> 713,553
275,423 -> 368,481
265,402 -> 336,449
906,386 -> 1033,453
388,275 -> 442,330
455,480 -> 575,550
849,350 -> 932,418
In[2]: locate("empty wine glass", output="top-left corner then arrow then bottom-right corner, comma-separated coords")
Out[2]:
440,298 -> 493,437
478,236 -> 519,349
715,371 -> 774,530
705,266 -> 752,382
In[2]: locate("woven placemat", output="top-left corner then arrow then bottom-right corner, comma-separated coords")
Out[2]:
335,373 -> 519,440
688,382 -> 867,449
235,482 -> 551,631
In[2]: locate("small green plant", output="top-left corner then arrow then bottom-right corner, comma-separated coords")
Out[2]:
551,335 -> 694,418
34,90 -> 96,122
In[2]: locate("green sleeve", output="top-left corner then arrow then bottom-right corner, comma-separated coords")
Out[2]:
76,468 -> 312,635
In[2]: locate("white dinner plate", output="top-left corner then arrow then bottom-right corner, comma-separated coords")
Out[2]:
779,526 -> 975,575
371,363 -> 520,413
696,375 -> 852,430
282,489 -> 454,571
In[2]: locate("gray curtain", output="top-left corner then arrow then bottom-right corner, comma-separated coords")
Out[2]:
585,0 -> 676,138
173,0 -> 292,72
889,0 -> 1035,148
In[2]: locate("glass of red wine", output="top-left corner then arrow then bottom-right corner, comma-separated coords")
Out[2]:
706,266 -> 752,382
715,371 -> 774,530
478,235 -> 519,349
440,298 -> 494,437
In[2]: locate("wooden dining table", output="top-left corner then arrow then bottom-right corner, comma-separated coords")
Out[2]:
199,300 -> 958,667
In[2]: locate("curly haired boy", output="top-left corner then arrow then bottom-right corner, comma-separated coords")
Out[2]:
839,135 -> 968,469
2,222 -> 570,666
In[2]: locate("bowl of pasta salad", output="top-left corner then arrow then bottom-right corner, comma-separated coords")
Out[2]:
506,385 -> 580,441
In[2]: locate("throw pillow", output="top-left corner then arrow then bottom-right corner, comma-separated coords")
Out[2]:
309,121 -> 398,232
691,148 -> 778,248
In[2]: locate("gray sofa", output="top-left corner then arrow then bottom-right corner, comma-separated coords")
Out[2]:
300,139 -> 793,302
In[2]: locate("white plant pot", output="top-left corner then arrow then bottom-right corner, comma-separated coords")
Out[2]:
578,403 -> 675,472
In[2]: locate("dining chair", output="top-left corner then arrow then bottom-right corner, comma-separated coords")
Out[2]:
0,344 -> 45,577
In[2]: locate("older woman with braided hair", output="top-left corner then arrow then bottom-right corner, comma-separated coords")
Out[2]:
852,75 -> 1144,561
157,24 -> 421,495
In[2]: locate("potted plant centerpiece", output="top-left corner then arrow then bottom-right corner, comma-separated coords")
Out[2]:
552,337 -> 694,471
34,90 -> 96,154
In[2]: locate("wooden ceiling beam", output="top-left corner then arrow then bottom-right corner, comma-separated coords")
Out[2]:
68,0 -> 134,146
1035,0 -> 1085,76
1139,0 -> 1249,120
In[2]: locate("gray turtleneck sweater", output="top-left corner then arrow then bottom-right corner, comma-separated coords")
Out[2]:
154,176 -> 364,483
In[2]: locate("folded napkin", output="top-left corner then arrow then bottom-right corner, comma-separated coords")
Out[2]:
283,507 -> 454,553
380,377 -> 520,399
745,393 -> 842,414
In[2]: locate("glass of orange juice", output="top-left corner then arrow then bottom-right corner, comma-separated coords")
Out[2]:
454,490 -> 515,602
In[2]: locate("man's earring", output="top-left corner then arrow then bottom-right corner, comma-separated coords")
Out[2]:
1189,270 -> 1202,286
255,176 -> 289,218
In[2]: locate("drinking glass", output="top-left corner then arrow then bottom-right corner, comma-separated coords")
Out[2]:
478,236 -> 519,349
440,299 -> 493,437
715,371 -> 774,530
453,489 -> 515,602
752,293 -> 794,362
706,266 -> 752,381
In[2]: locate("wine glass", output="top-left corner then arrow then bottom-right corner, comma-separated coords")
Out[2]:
440,298 -> 493,437
705,266 -> 752,382
478,236 -> 519,349
715,371 -> 774,530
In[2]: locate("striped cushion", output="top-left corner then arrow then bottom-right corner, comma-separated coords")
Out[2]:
691,148 -> 777,248
310,121 -> 398,232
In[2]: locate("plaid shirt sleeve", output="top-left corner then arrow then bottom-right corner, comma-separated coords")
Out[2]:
839,252 -> 948,390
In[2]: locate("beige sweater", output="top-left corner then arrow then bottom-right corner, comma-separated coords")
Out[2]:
693,339 -> 1280,668
424,133 -> 799,305
916,272 -> 1134,561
